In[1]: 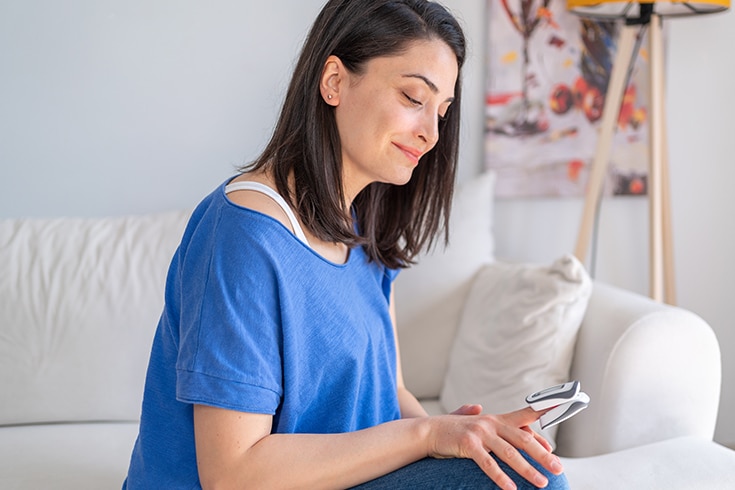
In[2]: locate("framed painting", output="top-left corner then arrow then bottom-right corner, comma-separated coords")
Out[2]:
485,0 -> 651,198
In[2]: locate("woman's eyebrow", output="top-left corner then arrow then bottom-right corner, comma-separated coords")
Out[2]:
402,74 -> 455,103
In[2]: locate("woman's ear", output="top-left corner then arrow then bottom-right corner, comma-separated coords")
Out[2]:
320,55 -> 343,106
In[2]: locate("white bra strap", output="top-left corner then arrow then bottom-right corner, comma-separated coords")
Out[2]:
225,181 -> 310,246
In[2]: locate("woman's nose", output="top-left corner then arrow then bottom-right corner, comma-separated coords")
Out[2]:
417,114 -> 439,147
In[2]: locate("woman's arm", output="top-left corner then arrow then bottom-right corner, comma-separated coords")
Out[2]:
194,405 -> 428,490
193,287 -> 562,490
194,403 -> 561,490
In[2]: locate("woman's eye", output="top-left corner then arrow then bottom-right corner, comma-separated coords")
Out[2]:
404,93 -> 423,107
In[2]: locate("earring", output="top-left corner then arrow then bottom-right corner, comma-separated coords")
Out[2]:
327,94 -> 333,100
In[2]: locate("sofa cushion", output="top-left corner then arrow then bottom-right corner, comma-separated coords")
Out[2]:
440,254 -> 591,445
0,212 -> 189,425
394,172 -> 495,399
561,436 -> 735,489
0,422 -> 138,490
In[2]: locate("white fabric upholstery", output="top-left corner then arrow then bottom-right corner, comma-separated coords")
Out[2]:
556,282 -> 722,456
0,423 -> 138,490
440,254 -> 591,446
561,436 -> 735,489
394,171 -> 495,399
0,212 -> 189,425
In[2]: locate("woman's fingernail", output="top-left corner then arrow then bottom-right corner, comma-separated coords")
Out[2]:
551,457 -> 563,473
535,474 -> 549,487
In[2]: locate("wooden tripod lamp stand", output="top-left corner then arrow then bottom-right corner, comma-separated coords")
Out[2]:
567,0 -> 729,304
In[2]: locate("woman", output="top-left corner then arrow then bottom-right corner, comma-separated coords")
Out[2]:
124,1 -> 569,488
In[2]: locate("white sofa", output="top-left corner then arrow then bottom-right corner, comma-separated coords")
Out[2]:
2,175 -> 735,489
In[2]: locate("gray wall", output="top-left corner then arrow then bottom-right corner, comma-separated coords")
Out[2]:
1,1 -> 733,446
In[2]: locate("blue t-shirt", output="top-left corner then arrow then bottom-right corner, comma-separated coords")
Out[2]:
124,180 -> 401,489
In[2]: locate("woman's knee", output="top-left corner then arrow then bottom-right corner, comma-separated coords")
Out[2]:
544,471 -> 570,490
350,455 -> 570,490
509,451 -> 570,490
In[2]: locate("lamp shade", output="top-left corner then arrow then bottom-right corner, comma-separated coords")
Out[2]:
567,0 -> 730,19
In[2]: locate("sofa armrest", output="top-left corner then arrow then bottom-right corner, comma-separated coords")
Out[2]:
555,282 -> 721,457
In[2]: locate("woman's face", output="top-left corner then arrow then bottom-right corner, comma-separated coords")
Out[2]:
325,39 -> 458,201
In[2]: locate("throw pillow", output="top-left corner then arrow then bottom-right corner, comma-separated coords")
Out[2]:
439,254 -> 592,446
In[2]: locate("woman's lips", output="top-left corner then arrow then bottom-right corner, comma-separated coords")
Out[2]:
393,142 -> 423,165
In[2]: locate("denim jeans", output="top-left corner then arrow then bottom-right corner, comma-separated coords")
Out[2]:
349,452 -> 570,490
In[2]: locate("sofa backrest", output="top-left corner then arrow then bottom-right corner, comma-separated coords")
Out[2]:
394,172 -> 494,400
0,212 -> 189,426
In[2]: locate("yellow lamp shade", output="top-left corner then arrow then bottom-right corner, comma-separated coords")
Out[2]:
567,0 -> 730,18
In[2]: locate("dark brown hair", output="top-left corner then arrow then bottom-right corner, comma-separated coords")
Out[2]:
244,0 -> 466,269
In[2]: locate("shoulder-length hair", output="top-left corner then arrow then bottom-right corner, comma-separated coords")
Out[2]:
245,0 -> 466,269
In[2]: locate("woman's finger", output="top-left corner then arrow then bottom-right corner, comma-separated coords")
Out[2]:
502,406 -> 545,426
498,423 -> 564,477
521,425 -> 553,453
483,437 -> 550,489
468,445 -> 519,490
451,404 -> 483,416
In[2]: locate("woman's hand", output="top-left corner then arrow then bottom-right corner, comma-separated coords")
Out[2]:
426,405 -> 563,490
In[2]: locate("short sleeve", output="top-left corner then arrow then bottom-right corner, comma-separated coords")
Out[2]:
174,207 -> 284,414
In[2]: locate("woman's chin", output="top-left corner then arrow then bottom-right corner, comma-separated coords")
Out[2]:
385,167 -> 416,186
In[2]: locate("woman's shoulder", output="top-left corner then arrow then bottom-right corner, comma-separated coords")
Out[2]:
179,177 -> 296,254
224,173 -> 296,235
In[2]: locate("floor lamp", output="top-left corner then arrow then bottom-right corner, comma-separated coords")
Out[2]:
567,0 -> 729,304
